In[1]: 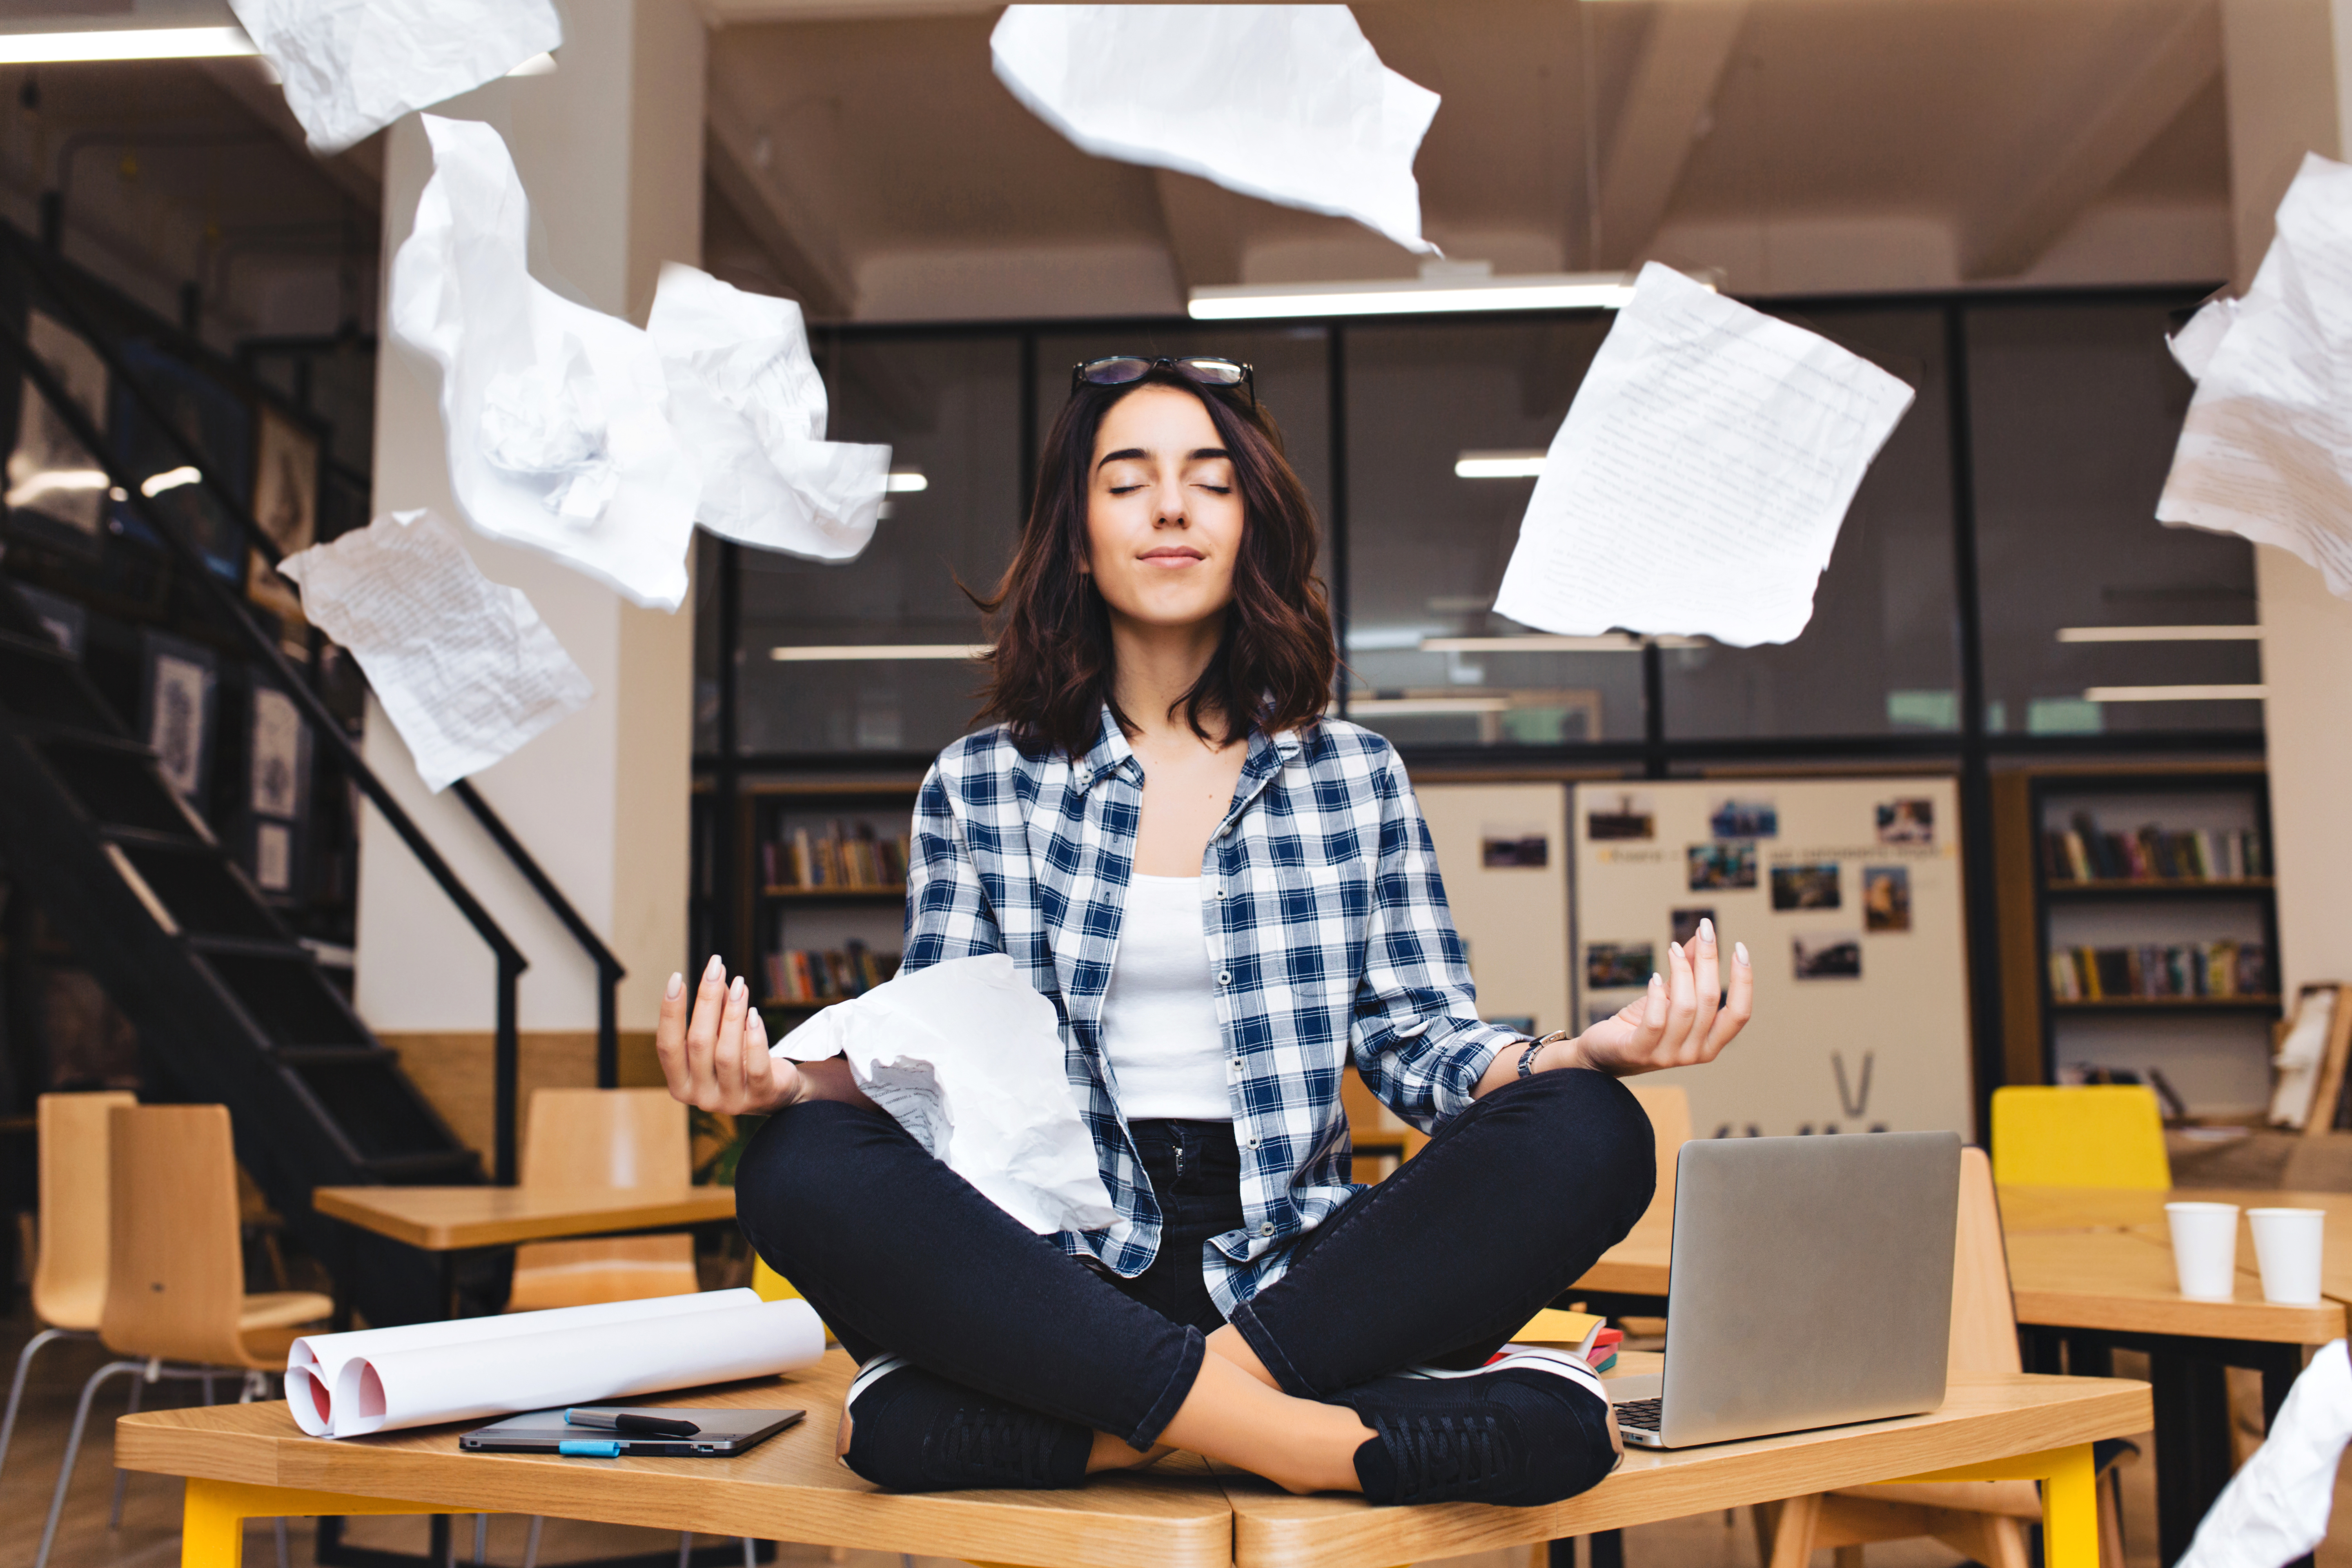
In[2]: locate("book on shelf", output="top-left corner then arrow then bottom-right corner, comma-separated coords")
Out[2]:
762,939 -> 903,1005
2046,940 -> 2270,1002
760,819 -> 911,891
2042,812 -> 2265,884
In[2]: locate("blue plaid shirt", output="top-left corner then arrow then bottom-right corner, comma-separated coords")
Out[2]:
903,708 -> 1523,1316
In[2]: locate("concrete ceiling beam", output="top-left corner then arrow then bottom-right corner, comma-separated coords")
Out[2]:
704,83 -> 858,318
1592,0 -> 1750,272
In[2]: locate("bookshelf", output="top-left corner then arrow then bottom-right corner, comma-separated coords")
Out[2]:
1993,763 -> 2278,1120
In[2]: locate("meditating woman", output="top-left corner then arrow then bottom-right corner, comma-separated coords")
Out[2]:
656,354 -> 1754,1508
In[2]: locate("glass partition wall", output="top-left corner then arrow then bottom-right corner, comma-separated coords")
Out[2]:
697,285 -> 2256,1109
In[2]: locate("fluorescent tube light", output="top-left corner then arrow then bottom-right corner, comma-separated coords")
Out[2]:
770,644 -> 990,662
886,468 -> 928,493
1189,272 -> 1638,321
2082,685 -> 2268,702
140,466 -> 200,498
0,26 -> 256,63
1456,451 -> 1548,479
1346,695 -> 1513,715
4,468 -> 108,506
1419,634 -> 1707,653
2056,625 -> 2263,642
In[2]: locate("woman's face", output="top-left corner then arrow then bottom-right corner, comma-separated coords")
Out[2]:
1083,385 -> 1243,633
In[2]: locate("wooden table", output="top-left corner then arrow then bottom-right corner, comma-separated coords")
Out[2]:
116,1348 -> 2149,1568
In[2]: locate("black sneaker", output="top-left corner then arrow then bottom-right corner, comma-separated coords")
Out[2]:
839,1354 -> 1094,1492
1335,1346 -> 1622,1507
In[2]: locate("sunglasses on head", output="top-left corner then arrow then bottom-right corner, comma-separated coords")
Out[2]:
1071,355 -> 1256,409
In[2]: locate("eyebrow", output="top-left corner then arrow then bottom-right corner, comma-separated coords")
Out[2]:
1094,446 -> 1233,472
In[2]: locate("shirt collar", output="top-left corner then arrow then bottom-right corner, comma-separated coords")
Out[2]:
1071,704 -> 1306,791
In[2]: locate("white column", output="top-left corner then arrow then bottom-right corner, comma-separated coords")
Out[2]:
2224,0 -> 2352,997
352,0 -> 706,1154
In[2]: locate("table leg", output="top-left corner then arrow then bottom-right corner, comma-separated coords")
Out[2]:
2149,1346 -> 2231,1565
181,1479 -> 478,1568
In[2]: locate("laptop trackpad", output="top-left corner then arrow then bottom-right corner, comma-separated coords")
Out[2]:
1605,1373 -> 1662,1404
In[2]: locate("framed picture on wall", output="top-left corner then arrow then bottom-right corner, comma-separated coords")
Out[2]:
250,405 -> 318,557
139,630 -> 218,811
7,311 -> 110,544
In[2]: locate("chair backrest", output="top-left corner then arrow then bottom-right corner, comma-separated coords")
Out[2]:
1949,1146 -> 2021,1374
1989,1085 -> 2171,1189
520,1088 -> 690,1190
751,1256 -> 801,1301
1625,1082 -> 1693,1236
100,1104 -> 253,1367
31,1090 -> 136,1331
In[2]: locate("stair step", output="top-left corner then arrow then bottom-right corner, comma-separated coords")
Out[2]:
102,823 -> 214,853
0,628 -> 76,664
114,842 -> 285,942
187,931 -> 314,962
362,1149 -> 488,1183
274,1044 -> 402,1068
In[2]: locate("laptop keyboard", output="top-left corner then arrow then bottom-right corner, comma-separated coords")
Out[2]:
1613,1396 -> 1662,1433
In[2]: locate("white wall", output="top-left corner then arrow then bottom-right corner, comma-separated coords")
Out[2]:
353,0 -> 705,1036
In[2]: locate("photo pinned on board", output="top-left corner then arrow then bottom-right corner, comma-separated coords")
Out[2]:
1670,907 -> 1714,947
1876,797 -> 1935,845
1863,866 -> 1912,932
1687,841 -> 1758,891
1586,791 -> 1655,842
1481,829 -> 1550,868
1586,941 -> 1656,990
1793,933 -> 1863,980
1709,797 -> 1778,839
1769,862 -> 1842,911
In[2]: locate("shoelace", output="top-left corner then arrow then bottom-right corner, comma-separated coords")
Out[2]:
1375,1412 -> 1507,1504
935,1407 -> 1062,1484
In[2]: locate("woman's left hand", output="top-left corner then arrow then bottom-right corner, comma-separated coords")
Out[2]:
1555,917 -> 1752,1078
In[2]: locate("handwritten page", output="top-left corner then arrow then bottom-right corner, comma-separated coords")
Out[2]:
2176,1338 -> 2352,1568
278,508 -> 591,793
1493,263 -> 1916,648
991,5 -> 1441,254
2157,153 -> 2352,597
228,0 -> 561,155
648,263 -> 891,561
390,116 -> 698,611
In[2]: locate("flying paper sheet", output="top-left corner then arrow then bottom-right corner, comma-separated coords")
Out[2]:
2156,153 -> 2352,597
277,508 -> 591,793
991,5 -> 1441,255
390,116 -> 698,611
647,263 -> 891,561
2169,294 -> 2239,383
285,1290 -> 825,1438
1492,263 -> 1916,648
227,0 -> 561,156
2178,1338 -> 2352,1568
775,953 -> 1118,1236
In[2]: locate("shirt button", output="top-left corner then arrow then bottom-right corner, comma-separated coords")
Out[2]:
1245,1134 -> 1261,1149
1214,886 -> 1226,899
1258,1222 -> 1275,1237
1217,970 -> 1232,985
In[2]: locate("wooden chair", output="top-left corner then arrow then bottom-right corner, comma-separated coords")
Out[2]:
33,1104 -> 330,1568
1754,1147 -> 2135,1568
0,1091 -> 135,1492
1990,1085 -> 2171,1189
1624,1082 -> 1692,1240
506,1088 -> 701,1312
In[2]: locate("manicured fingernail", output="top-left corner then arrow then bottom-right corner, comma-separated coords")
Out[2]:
1650,972 -> 1664,988
1699,918 -> 1715,945
1669,941 -> 1682,961
1734,942 -> 1750,967
665,972 -> 683,1000
704,954 -> 723,980
730,975 -> 746,1000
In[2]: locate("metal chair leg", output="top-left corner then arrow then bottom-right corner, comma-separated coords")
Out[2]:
33,1358 -> 144,1568
678,1532 -> 694,1568
741,1539 -> 757,1568
474,1513 -> 489,1565
523,1515 -> 545,1568
277,1516 -> 293,1568
0,1326 -> 83,1492
110,1365 -> 147,1527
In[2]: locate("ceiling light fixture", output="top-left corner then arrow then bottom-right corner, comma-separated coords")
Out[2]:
2056,626 -> 2263,642
1419,633 -> 1706,653
140,466 -> 201,498
2081,685 -> 2268,702
1189,272 -> 1638,321
0,26 -> 256,64
1455,451 -> 1548,479
3,468 -> 107,507
885,468 -> 928,494
770,644 -> 989,662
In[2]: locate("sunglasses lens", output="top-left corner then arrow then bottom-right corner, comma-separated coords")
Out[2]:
1176,359 -> 1246,387
1079,356 -> 1154,386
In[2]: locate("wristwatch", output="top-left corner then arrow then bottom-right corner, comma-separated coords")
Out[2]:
1517,1029 -> 1573,1078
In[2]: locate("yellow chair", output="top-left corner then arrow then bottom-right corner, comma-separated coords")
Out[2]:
1625,1082 -> 1692,1240
0,1091 -> 134,1492
1990,1085 -> 2171,1189
751,1256 -> 801,1301
506,1088 -> 700,1312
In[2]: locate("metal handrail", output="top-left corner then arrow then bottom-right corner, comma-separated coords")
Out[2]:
0,312 -> 536,1182
2,223 -> 625,1091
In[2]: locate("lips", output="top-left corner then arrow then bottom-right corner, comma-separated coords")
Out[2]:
1140,548 -> 1205,561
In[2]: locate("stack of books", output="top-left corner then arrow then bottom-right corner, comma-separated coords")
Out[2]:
2047,941 -> 2270,1001
2044,813 -> 2266,883
763,940 -> 901,1005
762,821 -> 911,891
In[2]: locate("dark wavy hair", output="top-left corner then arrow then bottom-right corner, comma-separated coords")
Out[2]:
971,367 -> 1336,760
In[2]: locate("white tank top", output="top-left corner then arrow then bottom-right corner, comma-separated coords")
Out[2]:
1100,874 -> 1232,1122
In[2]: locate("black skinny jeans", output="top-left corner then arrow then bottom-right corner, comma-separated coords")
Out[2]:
735,1066 -> 1655,1450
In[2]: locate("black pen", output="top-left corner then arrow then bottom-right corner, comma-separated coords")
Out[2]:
565,1408 -> 701,1438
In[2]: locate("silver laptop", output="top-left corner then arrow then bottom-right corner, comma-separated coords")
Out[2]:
1609,1131 -> 1961,1449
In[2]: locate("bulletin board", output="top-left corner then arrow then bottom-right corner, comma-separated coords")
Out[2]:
1572,777 -> 1973,1140
1418,782 -> 1571,1039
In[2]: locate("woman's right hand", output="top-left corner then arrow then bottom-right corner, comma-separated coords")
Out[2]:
655,956 -> 803,1115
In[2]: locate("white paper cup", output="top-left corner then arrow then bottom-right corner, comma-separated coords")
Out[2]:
2249,1207 -> 2327,1305
2166,1202 -> 2241,1299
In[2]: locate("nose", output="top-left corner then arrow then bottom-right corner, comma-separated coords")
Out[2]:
1153,473 -> 1187,527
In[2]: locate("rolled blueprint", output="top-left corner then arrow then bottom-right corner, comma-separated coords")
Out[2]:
286,1290 -> 822,1437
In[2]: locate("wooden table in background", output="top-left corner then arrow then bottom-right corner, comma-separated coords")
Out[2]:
115,1348 -> 2149,1568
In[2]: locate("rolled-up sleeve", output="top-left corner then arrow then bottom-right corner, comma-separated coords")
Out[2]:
902,762 -> 1005,972
1348,748 -> 1523,1129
